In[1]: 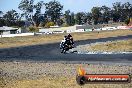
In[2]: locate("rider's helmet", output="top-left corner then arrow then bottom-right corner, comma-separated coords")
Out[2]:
68,34 -> 72,37
64,35 -> 67,38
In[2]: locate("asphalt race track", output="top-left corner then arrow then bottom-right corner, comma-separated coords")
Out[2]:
0,35 -> 132,62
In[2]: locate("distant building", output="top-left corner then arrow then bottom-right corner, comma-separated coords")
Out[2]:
39,28 -> 53,34
76,25 -> 102,30
0,26 -> 19,35
50,25 -> 60,28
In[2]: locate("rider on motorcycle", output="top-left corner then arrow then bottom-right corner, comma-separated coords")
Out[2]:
60,34 -> 74,50
60,35 -> 67,49
66,34 -> 74,48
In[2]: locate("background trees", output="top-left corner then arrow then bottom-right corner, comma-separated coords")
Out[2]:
91,7 -> 102,24
0,11 -> 3,17
63,10 -> 75,26
64,10 -> 71,26
33,1 -> 44,27
45,0 -> 63,25
112,2 -> 122,22
0,1 -> 132,27
18,0 -> 34,22
0,10 -> 25,27
75,12 -> 84,25
100,6 -> 111,24
122,2 -> 132,21
3,10 -> 20,21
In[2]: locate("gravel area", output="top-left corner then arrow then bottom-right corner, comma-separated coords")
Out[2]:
0,61 -> 132,88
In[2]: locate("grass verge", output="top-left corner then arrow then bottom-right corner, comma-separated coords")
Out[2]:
0,30 -> 132,48
88,39 -> 132,52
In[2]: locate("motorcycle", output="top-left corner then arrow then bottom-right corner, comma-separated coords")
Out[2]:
60,42 -> 74,53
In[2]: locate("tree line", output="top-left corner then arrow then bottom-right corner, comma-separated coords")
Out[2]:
0,0 -> 132,28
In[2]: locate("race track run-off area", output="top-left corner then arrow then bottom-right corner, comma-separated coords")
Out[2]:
0,35 -> 132,62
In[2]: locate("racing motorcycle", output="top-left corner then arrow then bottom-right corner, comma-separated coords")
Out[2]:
60,41 -> 74,53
